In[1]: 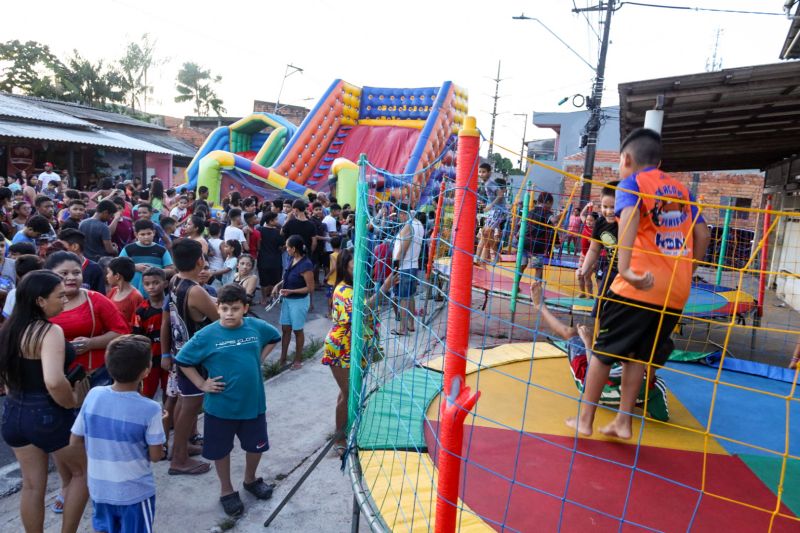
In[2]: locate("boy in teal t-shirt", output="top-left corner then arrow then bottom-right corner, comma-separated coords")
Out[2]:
176,284 -> 280,517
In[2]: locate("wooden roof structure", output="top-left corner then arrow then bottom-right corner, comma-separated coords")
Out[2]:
618,62 -> 800,172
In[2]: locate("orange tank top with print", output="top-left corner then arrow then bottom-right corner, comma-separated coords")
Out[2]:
609,168 -> 702,310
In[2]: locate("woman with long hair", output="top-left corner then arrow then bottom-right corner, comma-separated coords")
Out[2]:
0,271 -> 89,532
149,177 -> 166,222
184,215 -> 208,256
322,248 -> 393,456
11,201 -> 32,235
271,234 -> 314,370
45,252 -> 129,383
233,254 -> 258,303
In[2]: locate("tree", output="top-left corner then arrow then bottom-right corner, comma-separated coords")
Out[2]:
0,40 -> 62,97
490,153 -> 516,176
118,34 -> 164,112
58,50 -> 125,107
175,62 -> 226,116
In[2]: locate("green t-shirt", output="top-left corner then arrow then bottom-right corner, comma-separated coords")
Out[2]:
176,317 -> 280,419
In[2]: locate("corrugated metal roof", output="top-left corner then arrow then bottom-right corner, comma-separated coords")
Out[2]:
30,98 -> 167,130
120,129 -> 197,158
0,93 -> 97,128
0,119 -> 183,156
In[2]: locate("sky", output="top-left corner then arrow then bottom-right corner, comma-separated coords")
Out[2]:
3,0 -> 794,160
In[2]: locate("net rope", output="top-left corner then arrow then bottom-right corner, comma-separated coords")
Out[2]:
345,136 -> 800,532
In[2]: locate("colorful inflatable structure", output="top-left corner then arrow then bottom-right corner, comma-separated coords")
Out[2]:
182,113 -> 297,191
191,80 -> 467,208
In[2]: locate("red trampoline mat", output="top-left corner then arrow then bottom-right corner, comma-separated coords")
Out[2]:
425,423 -> 797,532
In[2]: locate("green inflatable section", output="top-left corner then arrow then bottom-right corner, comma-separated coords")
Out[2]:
738,454 -> 800,517
357,367 -> 443,451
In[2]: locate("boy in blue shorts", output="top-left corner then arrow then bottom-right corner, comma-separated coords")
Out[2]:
176,284 -> 281,517
71,335 -> 166,533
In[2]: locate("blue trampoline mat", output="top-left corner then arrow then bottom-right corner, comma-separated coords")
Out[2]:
664,362 -> 800,457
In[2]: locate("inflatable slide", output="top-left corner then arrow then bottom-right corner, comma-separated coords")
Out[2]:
181,112 -> 297,191
193,80 -> 467,208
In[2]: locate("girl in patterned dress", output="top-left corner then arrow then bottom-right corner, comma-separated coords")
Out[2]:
322,248 -> 394,456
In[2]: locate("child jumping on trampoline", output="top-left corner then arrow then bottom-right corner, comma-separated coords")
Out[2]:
566,128 -> 710,439
530,281 -> 669,422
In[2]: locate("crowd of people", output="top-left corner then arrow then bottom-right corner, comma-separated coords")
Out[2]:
0,164 -> 431,530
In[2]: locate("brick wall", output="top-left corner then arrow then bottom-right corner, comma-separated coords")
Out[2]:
563,151 -> 764,230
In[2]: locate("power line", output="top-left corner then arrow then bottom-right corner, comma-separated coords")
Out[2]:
617,1 -> 785,16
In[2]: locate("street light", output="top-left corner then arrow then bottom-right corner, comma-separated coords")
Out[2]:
274,63 -> 304,113
512,14 -> 596,73
513,113 -> 528,171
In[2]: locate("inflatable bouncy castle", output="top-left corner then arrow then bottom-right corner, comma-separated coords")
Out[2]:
185,80 -> 467,208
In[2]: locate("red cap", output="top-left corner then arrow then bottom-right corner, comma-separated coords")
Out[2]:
44,162 -> 53,167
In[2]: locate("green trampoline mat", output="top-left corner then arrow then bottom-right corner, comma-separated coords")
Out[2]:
739,454 -> 800,517
357,367 -> 443,451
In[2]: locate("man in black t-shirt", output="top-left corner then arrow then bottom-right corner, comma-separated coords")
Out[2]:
281,199 -> 316,255
576,181 -> 619,317
258,212 -> 285,302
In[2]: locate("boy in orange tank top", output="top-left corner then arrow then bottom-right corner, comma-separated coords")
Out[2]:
566,128 -> 711,440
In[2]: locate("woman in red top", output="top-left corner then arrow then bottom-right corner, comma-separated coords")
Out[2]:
44,252 -> 129,382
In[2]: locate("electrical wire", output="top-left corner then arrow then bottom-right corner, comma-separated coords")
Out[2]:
617,1 -> 785,16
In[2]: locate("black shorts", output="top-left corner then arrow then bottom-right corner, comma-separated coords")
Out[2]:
258,266 -> 282,287
1,392 -> 75,453
593,292 -> 678,366
176,367 -> 204,397
202,412 -> 269,460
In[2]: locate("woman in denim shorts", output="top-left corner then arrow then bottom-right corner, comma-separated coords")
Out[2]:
0,271 -> 89,532
271,235 -> 314,370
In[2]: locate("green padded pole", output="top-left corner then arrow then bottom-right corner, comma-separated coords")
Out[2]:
715,206 -> 732,286
347,154 -> 369,431
510,181 -> 532,318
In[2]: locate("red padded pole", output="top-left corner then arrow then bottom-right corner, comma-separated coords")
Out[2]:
435,116 -> 481,533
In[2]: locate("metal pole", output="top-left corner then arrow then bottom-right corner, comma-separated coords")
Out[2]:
513,113 -> 528,171
579,0 -> 615,204
487,61 -> 501,159
347,155 -> 369,430
715,207 -> 733,286
263,438 -> 336,528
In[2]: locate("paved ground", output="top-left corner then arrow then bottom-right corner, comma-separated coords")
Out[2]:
0,290 -> 371,532
1,272 -> 796,530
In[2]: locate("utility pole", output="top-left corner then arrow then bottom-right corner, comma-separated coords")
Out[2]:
575,0 -> 615,203
487,60 -> 501,160
705,28 -> 723,72
513,113 -> 528,171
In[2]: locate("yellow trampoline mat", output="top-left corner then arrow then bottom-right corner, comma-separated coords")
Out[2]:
423,341 -> 565,374
425,357 -> 728,455
359,450 -> 494,532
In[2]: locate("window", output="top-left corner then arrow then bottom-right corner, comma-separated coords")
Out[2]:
719,196 -> 751,221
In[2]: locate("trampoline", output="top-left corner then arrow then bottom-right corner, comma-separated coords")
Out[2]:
432,257 -> 757,320
356,344 -> 800,532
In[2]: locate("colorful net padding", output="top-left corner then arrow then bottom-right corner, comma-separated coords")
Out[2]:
344,116 -> 799,532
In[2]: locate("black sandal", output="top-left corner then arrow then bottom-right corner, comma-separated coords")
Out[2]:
189,434 -> 204,446
220,491 -> 244,517
243,478 -> 275,500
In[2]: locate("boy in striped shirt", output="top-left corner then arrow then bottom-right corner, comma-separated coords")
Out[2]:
71,335 -> 166,532
120,219 -> 174,294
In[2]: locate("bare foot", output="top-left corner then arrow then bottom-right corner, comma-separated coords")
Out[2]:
599,420 -> 633,440
565,417 -> 592,437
